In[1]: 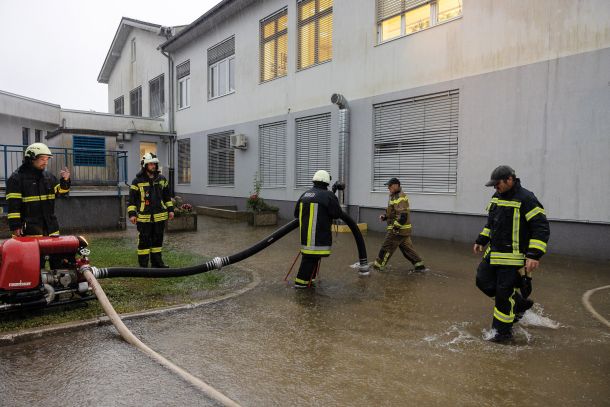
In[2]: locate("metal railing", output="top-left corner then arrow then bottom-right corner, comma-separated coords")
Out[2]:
0,144 -> 128,187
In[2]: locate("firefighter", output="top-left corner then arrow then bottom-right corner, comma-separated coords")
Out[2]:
372,177 -> 426,272
127,153 -> 174,268
474,165 -> 550,343
6,142 -> 70,237
293,170 -> 342,288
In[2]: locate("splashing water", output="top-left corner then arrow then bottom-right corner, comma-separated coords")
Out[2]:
424,322 -> 479,351
519,303 -> 561,329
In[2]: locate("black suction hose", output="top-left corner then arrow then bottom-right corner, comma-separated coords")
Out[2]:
91,211 -> 369,279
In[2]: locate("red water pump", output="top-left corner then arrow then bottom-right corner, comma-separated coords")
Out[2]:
0,236 -> 93,312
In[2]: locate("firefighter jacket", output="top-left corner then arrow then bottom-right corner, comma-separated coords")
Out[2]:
475,179 -> 550,266
385,188 -> 412,236
127,170 -> 174,223
6,162 -> 70,236
294,185 -> 342,256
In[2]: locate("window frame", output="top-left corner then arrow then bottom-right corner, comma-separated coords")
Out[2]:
177,138 -> 191,184
129,86 -> 142,117
260,8 -> 288,83
207,131 -> 235,187
176,60 -> 191,110
259,121 -> 287,188
131,38 -> 136,62
149,74 -> 165,118
208,55 -> 235,100
376,0 -> 462,44
114,95 -> 124,115
297,0 -> 333,71
22,127 -> 30,146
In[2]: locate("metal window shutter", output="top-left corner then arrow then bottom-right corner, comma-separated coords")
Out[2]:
73,135 -> 106,167
208,131 -> 234,185
208,37 -> 235,66
296,113 -> 331,188
259,121 -> 287,187
176,60 -> 190,79
376,0 -> 430,22
178,138 -> 191,184
373,90 -> 459,193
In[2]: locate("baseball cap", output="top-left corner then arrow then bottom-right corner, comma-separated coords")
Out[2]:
384,177 -> 401,186
485,165 -> 516,187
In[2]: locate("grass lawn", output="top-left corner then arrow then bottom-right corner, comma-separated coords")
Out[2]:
0,237 -> 231,333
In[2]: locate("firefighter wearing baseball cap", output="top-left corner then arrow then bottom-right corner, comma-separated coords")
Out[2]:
474,165 -> 550,343
372,177 -> 426,272
6,142 -> 71,237
127,152 -> 174,268
293,170 -> 342,288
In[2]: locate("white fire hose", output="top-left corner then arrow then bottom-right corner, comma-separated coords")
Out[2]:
83,268 -> 241,407
582,285 -> 610,329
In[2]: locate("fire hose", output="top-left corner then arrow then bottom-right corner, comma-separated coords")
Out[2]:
582,285 -> 610,329
79,212 -> 368,406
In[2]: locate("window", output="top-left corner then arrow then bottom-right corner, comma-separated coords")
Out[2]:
208,131 -> 234,186
297,0 -> 333,70
73,135 -> 106,167
372,90 -> 459,193
114,96 -> 124,115
22,127 -> 30,145
377,0 -> 462,42
260,9 -> 288,82
176,60 -> 191,109
139,142 -> 157,160
208,37 -> 235,99
295,113 -> 331,188
178,138 -> 191,184
129,86 -> 142,116
149,74 -> 165,117
35,129 -> 42,143
259,121 -> 287,187
131,38 -> 136,62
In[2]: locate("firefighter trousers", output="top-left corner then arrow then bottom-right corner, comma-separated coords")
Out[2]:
374,232 -> 423,270
137,220 -> 166,267
295,254 -> 322,287
475,260 -> 531,334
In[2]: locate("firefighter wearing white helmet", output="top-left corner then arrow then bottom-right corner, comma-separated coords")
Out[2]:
127,152 -> 174,268
6,142 -> 71,237
292,169 -> 342,288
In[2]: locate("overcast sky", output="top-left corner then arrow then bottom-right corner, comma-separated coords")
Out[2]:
0,0 -> 220,112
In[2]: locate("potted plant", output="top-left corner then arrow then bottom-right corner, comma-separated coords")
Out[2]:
246,174 -> 279,226
166,196 -> 198,232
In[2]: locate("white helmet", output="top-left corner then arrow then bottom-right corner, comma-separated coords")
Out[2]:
25,143 -> 53,160
141,152 -> 159,167
312,170 -> 331,184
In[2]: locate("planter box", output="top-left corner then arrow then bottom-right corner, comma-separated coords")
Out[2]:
166,213 -> 197,232
248,210 -> 278,226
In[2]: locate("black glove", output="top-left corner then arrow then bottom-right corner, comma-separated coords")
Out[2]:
520,275 -> 532,299
380,214 -> 387,221
331,181 -> 345,193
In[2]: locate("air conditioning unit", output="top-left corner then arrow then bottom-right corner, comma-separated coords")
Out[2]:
230,133 -> 247,150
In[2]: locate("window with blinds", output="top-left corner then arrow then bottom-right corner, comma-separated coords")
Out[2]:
149,74 -> 165,118
129,86 -> 142,116
259,121 -> 287,187
373,90 -> 459,193
297,0 -> 333,70
73,135 -> 106,167
260,9 -> 288,82
208,36 -> 235,99
295,113 -> 331,188
114,96 -> 124,115
376,0 -> 462,43
177,60 -> 190,109
208,131 -> 234,186
178,138 -> 191,184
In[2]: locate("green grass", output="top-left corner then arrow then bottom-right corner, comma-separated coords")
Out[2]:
0,237 -> 230,333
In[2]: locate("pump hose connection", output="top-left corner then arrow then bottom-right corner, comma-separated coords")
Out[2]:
89,211 -> 368,279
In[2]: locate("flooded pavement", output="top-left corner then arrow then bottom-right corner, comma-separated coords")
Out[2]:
1,216 -> 609,406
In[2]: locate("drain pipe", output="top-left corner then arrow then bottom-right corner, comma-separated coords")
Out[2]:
159,45 -> 176,196
331,93 -> 349,213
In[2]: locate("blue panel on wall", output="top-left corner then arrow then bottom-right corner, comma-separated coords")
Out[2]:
73,135 -> 106,167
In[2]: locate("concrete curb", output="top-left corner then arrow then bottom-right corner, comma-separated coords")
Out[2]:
0,269 -> 261,347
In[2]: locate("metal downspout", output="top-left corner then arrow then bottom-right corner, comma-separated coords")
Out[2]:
331,93 -> 349,213
160,47 -> 176,196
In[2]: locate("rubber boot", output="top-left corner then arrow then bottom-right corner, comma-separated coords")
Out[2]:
151,252 -> 169,268
138,254 -> 149,268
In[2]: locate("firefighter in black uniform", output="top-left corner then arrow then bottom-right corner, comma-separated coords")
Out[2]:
293,170 -> 342,288
474,165 -> 550,343
6,142 -> 70,237
127,153 -> 174,268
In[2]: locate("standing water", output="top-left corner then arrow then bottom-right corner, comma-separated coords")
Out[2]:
1,217 -> 608,406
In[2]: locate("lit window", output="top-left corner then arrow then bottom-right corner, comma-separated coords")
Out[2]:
298,0 -> 333,70
376,0 -> 462,43
260,9 -> 288,82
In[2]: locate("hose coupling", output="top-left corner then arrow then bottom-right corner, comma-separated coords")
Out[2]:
212,257 -> 224,270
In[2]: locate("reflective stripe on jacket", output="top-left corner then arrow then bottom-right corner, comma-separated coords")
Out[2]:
127,171 -> 173,223
475,180 -> 550,266
294,185 -> 342,256
6,162 -> 70,235
386,189 -> 412,236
